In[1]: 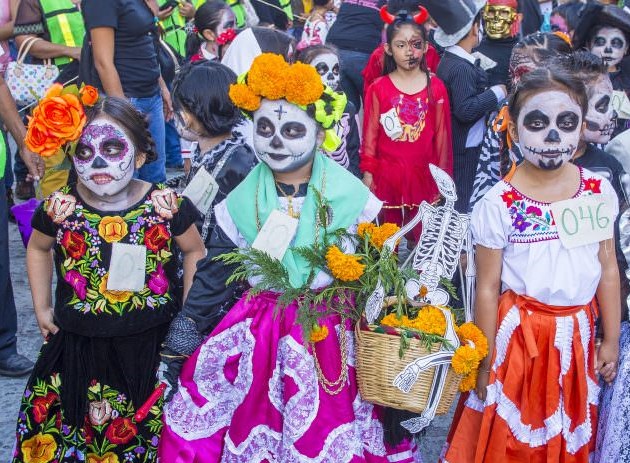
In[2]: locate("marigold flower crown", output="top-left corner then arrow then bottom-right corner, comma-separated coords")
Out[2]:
228,53 -> 347,152
25,83 -> 100,158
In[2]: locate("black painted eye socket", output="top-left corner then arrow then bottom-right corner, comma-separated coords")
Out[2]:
523,110 -> 549,132
75,143 -> 94,161
101,139 -> 126,158
256,117 -> 275,138
594,36 -> 607,47
595,95 -> 611,114
557,111 -> 580,132
281,122 -> 306,139
411,40 -> 424,50
612,37 -> 626,49
315,62 -> 329,76
332,63 -> 340,75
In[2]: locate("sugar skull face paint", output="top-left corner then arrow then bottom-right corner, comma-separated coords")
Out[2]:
584,75 -> 616,144
253,100 -> 318,173
216,9 -> 236,36
590,26 -> 628,69
74,118 -> 135,196
517,90 -> 582,170
311,53 -> 340,92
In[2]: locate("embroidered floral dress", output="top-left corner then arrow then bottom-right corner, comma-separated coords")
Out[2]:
442,168 -> 618,463
12,184 -> 198,463
360,75 -> 452,240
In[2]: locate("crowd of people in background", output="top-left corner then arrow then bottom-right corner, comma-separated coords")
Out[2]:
0,0 -> 629,461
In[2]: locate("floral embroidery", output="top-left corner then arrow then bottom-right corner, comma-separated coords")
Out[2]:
14,375 -> 162,463
48,186 -> 177,317
584,177 -> 601,194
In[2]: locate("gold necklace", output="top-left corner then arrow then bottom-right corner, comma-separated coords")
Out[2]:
275,180 -> 301,219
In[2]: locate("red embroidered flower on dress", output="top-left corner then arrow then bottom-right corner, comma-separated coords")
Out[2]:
584,177 -> 601,194
61,230 -> 87,260
105,417 -> 137,444
501,189 -> 523,207
144,224 -> 171,252
32,392 -> 58,423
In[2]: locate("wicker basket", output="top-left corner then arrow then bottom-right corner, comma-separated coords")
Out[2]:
355,322 -> 462,415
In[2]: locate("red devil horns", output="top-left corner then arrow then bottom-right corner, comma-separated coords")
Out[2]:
379,5 -> 429,25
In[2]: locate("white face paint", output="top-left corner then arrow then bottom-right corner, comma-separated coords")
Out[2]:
74,118 -> 136,196
253,99 -> 318,173
311,53 -> 340,91
216,9 -> 236,36
584,75 -> 616,144
517,90 -> 582,170
590,26 -> 628,69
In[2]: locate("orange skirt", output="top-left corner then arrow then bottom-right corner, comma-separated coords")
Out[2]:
442,290 -> 599,463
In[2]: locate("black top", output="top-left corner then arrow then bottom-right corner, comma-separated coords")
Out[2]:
32,184 -> 199,337
475,37 -> 517,88
436,51 -> 499,156
326,0 -> 382,54
81,0 -> 161,98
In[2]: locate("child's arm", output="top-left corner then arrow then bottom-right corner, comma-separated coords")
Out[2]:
27,230 -> 57,339
433,80 -> 454,177
474,245 -> 503,400
596,238 -> 621,384
359,84 -> 380,191
173,225 -> 206,301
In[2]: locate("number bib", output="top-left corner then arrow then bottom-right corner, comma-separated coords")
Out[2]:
182,168 -> 220,214
550,194 -> 614,249
380,107 -> 403,141
251,209 -> 299,261
107,243 -> 147,292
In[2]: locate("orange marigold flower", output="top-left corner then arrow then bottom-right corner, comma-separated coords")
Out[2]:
451,345 -> 481,375
285,62 -> 324,106
80,85 -> 99,106
380,313 -> 411,328
229,83 -> 261,111
459,369 -> 478,392
457,322 -> 489,360
410,305 -> 446,336
310,324 -> 329,342
325,245 -> 365,281
370,223 -> 400,249
247,53 -> 289,100
357,222 -> 376,239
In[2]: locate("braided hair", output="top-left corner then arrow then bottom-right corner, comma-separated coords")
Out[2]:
85,97 -> 157,163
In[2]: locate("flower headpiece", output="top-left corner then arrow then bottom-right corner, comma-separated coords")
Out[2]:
25,83 -> 100,158
553,30 -> 572,47
228,53 -> 347,152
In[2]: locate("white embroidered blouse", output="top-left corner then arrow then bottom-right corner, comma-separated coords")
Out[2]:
471,168 -> 619,306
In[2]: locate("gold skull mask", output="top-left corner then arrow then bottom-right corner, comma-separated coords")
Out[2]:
483,5 -> 517,40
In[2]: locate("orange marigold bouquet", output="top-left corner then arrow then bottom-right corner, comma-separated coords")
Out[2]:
25,83 -> 99,158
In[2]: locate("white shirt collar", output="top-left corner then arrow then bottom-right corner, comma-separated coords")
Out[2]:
446,45 -> 475,65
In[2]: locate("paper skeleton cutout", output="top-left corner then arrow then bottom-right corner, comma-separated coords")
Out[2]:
363,164 -> 475,433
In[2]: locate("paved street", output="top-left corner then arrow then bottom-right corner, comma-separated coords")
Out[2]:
0,213 -> 453,463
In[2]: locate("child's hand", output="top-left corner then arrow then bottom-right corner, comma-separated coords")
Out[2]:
596,339 -> 619,384
362,173 -> 374,191
475,369 -> 490,401
35,307 -> 59,340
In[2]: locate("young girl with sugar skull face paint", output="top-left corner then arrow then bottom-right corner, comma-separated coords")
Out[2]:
12,95 -> 205,463
442,67 -> 621,463
297,44 -> 362,177
158,53 -> 417,462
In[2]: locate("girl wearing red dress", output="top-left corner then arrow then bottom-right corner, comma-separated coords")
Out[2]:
360,9 -> 452,241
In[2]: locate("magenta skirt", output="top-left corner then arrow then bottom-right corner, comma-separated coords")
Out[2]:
158,291 -> 417,462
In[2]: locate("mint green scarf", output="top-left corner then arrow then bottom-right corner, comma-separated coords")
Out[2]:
226,153 -> 370,288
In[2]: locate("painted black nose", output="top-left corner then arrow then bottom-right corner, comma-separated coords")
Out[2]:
91,156 -> 108,168
270,135 -> 284,149
544,129 -> 561,143
604,47 -> 613,54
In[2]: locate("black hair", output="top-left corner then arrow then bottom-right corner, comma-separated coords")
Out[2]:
295,43 -> 339,64
172,61 -> 242,137
556,49 -> 607,83
384,13 -> 429,74
512,31 -> 573,63
185,0 -> 230,59
84,97 -> 157,163
551,1 -> 586,35
508,67 -> 588,123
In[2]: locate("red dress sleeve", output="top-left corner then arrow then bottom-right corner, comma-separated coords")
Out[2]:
362,45 -> 385,102
431,77 -> 453,176
359,79 -> 381,176
426,44 -> 440,74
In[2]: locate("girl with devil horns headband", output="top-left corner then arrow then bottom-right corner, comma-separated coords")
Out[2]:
360,8 -> 453,243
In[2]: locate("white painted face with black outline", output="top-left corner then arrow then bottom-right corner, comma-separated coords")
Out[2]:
253,100 -> 318,173
517,91 -> 582,170
590,26 -> 628,69
74,118 -> 135,196
311,53 -> 340,91
216,9 -> 235,36
584,75 -> 616,144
